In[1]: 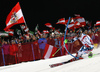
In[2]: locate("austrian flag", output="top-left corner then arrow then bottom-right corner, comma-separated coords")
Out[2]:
43,30 -> 49,34
43,44 -> 57,59
45,23 -> 53,29
56,18 -> 65,24
74,16 -> 86,26
4,2 -> 25,30
95,21 -> 100,26
21,24 -> 29,33
5,29 -> 14,36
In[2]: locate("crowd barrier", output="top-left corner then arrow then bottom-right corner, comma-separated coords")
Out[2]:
0,40 -> 83,66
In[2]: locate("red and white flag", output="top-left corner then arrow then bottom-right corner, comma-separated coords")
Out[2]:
68,23 -> 75,30
95,21 -> 100,26
74,21 -> 81,29
56,18 -> 65,24
54,29 -> 61,34
24,27 -> 29,32
65,18 -> 74,24
43,44 -> 57,59
45,23 -> 53,29
37,30 -> 42,36
21,24 -> 26,29
74,16 -> 86,27
5,29 -> 14,36
21,24 -> 29,33
4,2 -> 25,30
68,18 -> 75,30
43,30 -> 49,34
74,14 -> 80,17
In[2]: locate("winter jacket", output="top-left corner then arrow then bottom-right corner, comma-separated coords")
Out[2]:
38,38 -> 47,49
54,38 -> 61,48
47,38 -> 55,46
93,35 -> 99,44
9,44 -> 18,55
2,44 -> 10,55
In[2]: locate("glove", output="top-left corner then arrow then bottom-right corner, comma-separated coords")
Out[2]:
64,39 -> 68,43
67,39 -> 74,43
67,40 -> 72,43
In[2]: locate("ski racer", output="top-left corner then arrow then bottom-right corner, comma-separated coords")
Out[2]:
72,29 -> 94,59
49,29 -> 94,68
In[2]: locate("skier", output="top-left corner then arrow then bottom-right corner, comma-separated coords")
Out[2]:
49,29 -> 94,68
72,29 -> 94,59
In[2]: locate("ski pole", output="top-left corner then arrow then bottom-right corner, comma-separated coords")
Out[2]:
52,47 -> 61,56
52,44 -> 64,57
52,40 -> 68,56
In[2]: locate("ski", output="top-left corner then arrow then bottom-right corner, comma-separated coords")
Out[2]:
49,57 -> 83,68
49,60 -> 70,68
49,53 -> 100,68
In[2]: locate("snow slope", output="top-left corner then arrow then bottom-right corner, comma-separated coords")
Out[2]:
0,48 -> 100,72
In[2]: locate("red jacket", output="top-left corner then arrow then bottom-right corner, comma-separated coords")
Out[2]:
9,44 -> 18,55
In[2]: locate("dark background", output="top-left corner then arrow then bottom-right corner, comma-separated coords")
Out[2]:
0,0 -> 100,32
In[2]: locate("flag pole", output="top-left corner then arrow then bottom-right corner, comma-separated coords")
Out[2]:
20,25 -> 25,34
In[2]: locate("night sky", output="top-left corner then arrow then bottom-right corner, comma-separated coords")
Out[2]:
0,0 -> 100,32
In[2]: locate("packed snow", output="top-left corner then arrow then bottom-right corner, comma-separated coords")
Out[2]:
0,47 -> 100,72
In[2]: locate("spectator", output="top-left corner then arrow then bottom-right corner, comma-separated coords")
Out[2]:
50,32 -> 56,38
23,34 -> 27,43
32,35 -> 37,42
38,34 -> 47,59
19,35 -> 24,43
35,34 -> 40,40
47,36 -> 55,46
67,29 -> 76,54
93,33 -> 99,48
25,34 -> 30,42
29,35 -> 33,42
2,41 -> 10,65
81,25 -> 85,32
17,39 -> 23,63
84,30 -> 88,34
33,39 -> 41,60
54,34 -> 62,56
54,34 -> 61,48
9,41 -> 18,64
91,31 -> 95,40
14,38 -> 18,44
